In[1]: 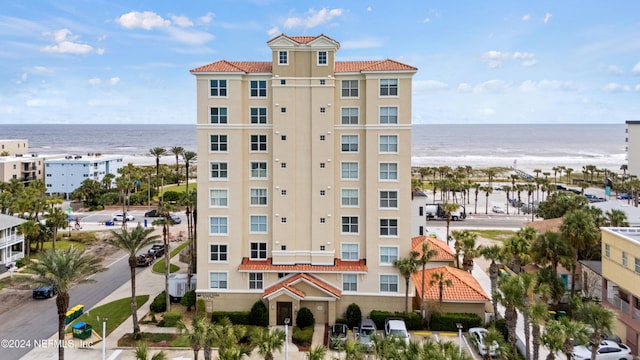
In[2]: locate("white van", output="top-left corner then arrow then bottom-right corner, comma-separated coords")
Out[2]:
354,319 -> 377,352
384,318 -> 410,345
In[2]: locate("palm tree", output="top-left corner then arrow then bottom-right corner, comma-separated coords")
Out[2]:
251,327 -> 285,360
415,241 -> 437,318
182,150 -> 197,194
483,186 -> 493,214
576,300 -> 615,359
561,209 -> 599,297
458,230 -> 480,273
107,225 -> 161,338
530,231 -> 573,272
541,319 -> 564,360
306,345 -> 327,360
559,317 -> 589,360
394,253 -> 419,313
502,185 -> 512,214
518,273 -> 536,360
210,318 -> 250,360
30,248 -> 105,360
502,230 -> 532,274
472,183 -> 481,214
176,316 -> 206,360
429,270 -> 453,305
149,147 -> 167,192
605,208 -> 629,227
169,146 -> 184,185
45,206 -> 68,250
442,201 -> 460,245
528,301 -> 548,360
134,342 -> 166,360
479,244 -> 503,318
495,275 -> 523,354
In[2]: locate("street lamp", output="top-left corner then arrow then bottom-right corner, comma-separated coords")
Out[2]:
102,317 -> 109,360
456,322 -> 463,356
284,318 -> 290,360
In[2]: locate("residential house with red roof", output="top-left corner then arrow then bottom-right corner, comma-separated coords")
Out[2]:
191,34 -> 417,326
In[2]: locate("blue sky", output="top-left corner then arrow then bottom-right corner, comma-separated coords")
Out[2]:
1,0 -> 639,125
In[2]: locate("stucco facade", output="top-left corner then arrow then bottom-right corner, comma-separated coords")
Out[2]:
626,121 -> 640,178
191,34 -> 417,325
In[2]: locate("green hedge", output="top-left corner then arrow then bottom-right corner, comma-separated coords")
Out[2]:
211,311 -> 251,325
429,313 -> 482,331
369,310 -> 423,330
161,311 -> 182,327
292,326 -> 314,347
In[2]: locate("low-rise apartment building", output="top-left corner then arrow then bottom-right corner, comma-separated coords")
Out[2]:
45,154 -> 123,199
0,214 -> 25,267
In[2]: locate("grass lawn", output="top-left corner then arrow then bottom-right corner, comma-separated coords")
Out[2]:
40,239 -> 87,252
152,242 -> 187,273
469,229 -> 516,242
162,184 -> 187,193
68,295 -> 149,335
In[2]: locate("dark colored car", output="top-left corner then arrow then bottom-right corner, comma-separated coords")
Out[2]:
136,254 -> 154,267
33,285 -> 56,299
147,244 -> 165,258
145,209 -> 161,217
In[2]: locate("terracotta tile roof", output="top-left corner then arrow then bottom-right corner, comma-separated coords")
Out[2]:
190,60 -> 272,74
262,273 -> 342,299
191,59 -> 416,74
267,33 -> 340,48
412,266 -> 490,302
238,257 -> 367,273
336,59 -> 417,72
411,236 -> 455,262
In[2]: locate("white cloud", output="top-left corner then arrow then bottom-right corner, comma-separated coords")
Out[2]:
26,98 -> 67,107
283,8 -> 343,29
88,78 -> 101,85
636,85 -> 640,91
481,50 -> 510,68
544,12 -> 552,24
632,62 -> 640,75
415,80 -> 449,92
457,83 -> 472,92
605,65 -> 624,75
166,27 -> 214,45
109,77 -> 120,85
198,12 -> 214,24
519,80 -> 577,92
87,98 -> 129,107
117,11 -> 170,30
41,29 -> 94,54
171,15 -> 193,27
522,14 -> 531,21
367,6 -> 372,12
341,38 -> 383,49
423,17 -> 431,23
513,52 -> 534,59
522,60 -> 537,67
474,80 -> 511,93
26,66 -> 54,76
602,82 -> 631,92
267,26 -> 280,37
477,108 -> 496,116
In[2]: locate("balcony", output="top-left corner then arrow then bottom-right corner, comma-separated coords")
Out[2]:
608,295 -> 631,314
0,234 -> 24,249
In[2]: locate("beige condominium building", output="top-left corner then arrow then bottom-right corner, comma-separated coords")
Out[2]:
191,34 -> 417,326
626,120 -> 640,177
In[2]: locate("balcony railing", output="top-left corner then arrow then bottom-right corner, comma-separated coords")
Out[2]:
0,234 -> 24,249
608,295 -> 631,314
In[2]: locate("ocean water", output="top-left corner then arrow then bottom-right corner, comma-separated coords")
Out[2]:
0,123 -> 627,172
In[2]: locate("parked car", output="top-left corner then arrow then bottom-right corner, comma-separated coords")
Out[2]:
329,323 -> 348,350
355,318 -> 377,352
169,214 -> 182,224
573,340 -> 632,360
469,327 -> 499,357
617,193 -> 633,200
384,318 -> 410,345
144,209 -> 161,217
492,205 -> 505,213
136,254 -> 154,267
113,213 -> 134,222
147,243 -> 165,258
33,285 -> 56,299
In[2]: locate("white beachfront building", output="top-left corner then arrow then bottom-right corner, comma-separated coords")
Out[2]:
0,214 -> 25,267
45,154 -> 124,199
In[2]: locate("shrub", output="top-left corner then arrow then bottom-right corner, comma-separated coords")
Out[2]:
429,313 -> 482,331
296,307 -> 315,329
195,299 -> 206,320
249,300 -> 269,327
494,318 -> 508,341
345,303 -> 362,329
369,310 -> 423,330
180,290 -> 196,311
150,291 -> 167,313
160,311 -> 182,327
211,312 -> 251,325
292,326 -> 314,347
163,191 -> 181,202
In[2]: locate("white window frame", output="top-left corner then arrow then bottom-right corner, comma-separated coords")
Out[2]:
250,134 -> 267,152
341,188 -> 359,207
209,79 -> 227,97
278,51 -> 288,65
210,134 -> 228,152
341,216 -> 359,234
341,80 -> 359,98
209,216 -> 228,235
341,162 -> 359,180
341,243 -> 359,260
380,274 -> 398,293
209,189 -> 228,208
379,135 -> 398,153
209,272 -> 228,289
249,273 -> 264,290
379,107 -> 398,124
379,190 -> 398,209
379,162 -> 398,181
380,246 -> 398,265
317,51 -> 328,65
379,218 -> 399,237
209,243 -> 228,262
210,107 -> 228,124
341,135 -> 359,153
341,107 -> 359,125
379,78 -> 398,97
250,107 -> 268,124
343,274 -> 357,292
250,188 -> 268,206
250,242 -> 267,259
250,80 -> 267,98
250,215 -> 268,233
250,161 -> 267,179
209,162 -> 228,180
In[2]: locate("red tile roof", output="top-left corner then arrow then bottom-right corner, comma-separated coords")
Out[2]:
412,266 -> 490,302
238,257 -> 367,273
267,33 -> 340,48
411,236 -> 455,262
262,273 -> 342,299
190,60 -> 272,74
190,59 -> 416,74
335,60 -> 417,72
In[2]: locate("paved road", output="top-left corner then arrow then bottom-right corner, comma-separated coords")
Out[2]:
0,250 -> 144,359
